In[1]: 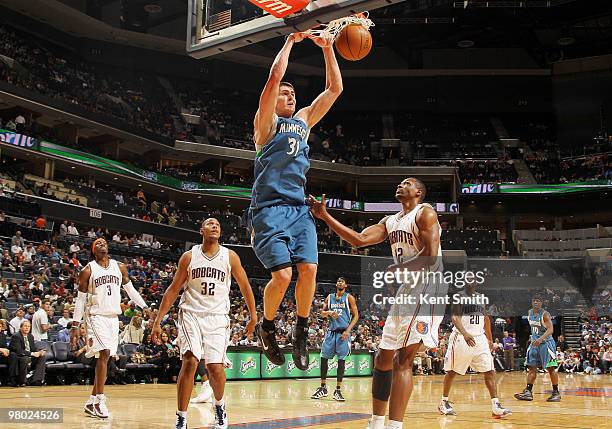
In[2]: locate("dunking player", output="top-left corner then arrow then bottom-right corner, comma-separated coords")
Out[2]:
514,295 -> 561,402
72,238 -> 148,419
311,277 -> 359,402
252,32 -> 343,370
310,177 -> 446,429
153,218 -> 257,429
438,281 -> 512,418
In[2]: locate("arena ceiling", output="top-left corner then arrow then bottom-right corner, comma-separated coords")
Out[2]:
6,0 -> 612,69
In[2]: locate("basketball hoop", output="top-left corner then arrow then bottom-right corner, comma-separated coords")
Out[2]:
304,12 -> 374,41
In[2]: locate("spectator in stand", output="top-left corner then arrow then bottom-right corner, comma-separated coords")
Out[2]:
9,308 -> 25,335
0,325 -> 9,368
59,220 -> 68,236
8,320 -> 47,386
31,299 -> 52,341
57,308 -> 72,328
502,330 -> 515,371
603,346 -> 612,374
11,230 -> 25,251
86,228 -> 97,239
67,222 -> 79,236
121,316 -> 144,344
35,215 -> 47,229
69,242 -> 81,254
123,302 -> 137,318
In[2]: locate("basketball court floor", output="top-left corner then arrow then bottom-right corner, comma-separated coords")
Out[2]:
0,372 -> 608,428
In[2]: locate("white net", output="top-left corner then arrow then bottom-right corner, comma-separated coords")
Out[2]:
304,12 -> 374,41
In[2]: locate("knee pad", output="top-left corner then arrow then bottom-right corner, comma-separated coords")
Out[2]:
372,368 -> 392,402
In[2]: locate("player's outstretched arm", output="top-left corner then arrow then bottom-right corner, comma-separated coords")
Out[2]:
308,194 -> 387,248
152,252 -> 191,340
296,35 -> 343,128
254,33 -> 305,146
229,250 -> 258,337
119,262 -> 148,309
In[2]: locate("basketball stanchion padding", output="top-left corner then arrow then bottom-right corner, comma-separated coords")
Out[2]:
249,0 -> 310,19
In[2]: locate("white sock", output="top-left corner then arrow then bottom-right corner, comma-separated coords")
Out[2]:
441,396 -> 449,402
177,410 -> 187,418
491,398 -> 499,406
86,395 -> 96,404
96,394 -> 105,401
370,415 -> 385,429
202,380 -> 210,388
386,420 -> 403,429
215,399 -> 224,407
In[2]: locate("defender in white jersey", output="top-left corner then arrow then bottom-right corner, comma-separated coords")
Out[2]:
310,177 -> 445,429
153,218 -> 257,429
71,238 -> 148,419
439,281 -> 511,419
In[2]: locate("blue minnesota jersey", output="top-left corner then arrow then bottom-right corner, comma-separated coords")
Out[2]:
328,293 -> 351,331
251,115 -> 310,209
528,309 -> 552,342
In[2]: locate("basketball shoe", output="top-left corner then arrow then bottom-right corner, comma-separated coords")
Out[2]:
257,321 -> 284,365
438,399 -> 456,416
83,398 -> 96,418
311,386 -> 328,399
94,395 -> 109,419
491,401 -> 512,419
213,403 -> 228,429
291,325 -> 308,370
546,390 -> 561,402
514,388 -> 533,401
333,388 -> 345,402
175,412 -> 187,429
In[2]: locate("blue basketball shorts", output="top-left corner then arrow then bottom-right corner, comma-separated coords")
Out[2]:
526,339 -> 558,368
321,330 -> 350,360
250,205 -> 318,271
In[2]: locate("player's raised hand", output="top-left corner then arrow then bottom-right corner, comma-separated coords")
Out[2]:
289,32 -> 307,43
308,194 -> 328,219
311,33 -> 334,48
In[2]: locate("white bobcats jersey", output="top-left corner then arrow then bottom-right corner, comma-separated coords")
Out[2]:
453,290 -> 486,336
87,259 -> 123,316
384,203 -> 442,270
180,245 -> 232,315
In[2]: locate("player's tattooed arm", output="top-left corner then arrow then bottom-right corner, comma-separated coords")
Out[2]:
308,194 -> 387,248
341,294 -> 360,340
152,251 -> 191,340
229,250 -> 257,337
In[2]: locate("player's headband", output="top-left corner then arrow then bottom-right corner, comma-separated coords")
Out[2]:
92,238 -> 107,253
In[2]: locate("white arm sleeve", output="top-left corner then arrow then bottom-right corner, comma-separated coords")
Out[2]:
72,291 -> 87,325
123,281 -> 148,309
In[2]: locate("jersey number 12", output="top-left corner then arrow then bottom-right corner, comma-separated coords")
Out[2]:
201,282 -> 215,296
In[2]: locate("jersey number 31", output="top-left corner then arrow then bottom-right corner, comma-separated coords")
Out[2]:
201,282 -> 215,296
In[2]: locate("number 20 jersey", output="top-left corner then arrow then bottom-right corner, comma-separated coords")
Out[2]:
251,114 -> 310,209
179,245 -> 232,315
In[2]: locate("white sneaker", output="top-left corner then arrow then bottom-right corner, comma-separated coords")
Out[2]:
438,399 -> 456,416
213,403 -> 228,429
83,402 -> 96,417
190,384 -> 213,404
492,401 -> 512,419
94,397 -> 109,419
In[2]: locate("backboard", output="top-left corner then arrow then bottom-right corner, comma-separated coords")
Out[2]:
187,0 -> 406,58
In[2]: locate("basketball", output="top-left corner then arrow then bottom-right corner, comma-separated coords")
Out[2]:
335,24 -> 372,61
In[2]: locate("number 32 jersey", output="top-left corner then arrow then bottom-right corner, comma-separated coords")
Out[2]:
180,245 -> 232,315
